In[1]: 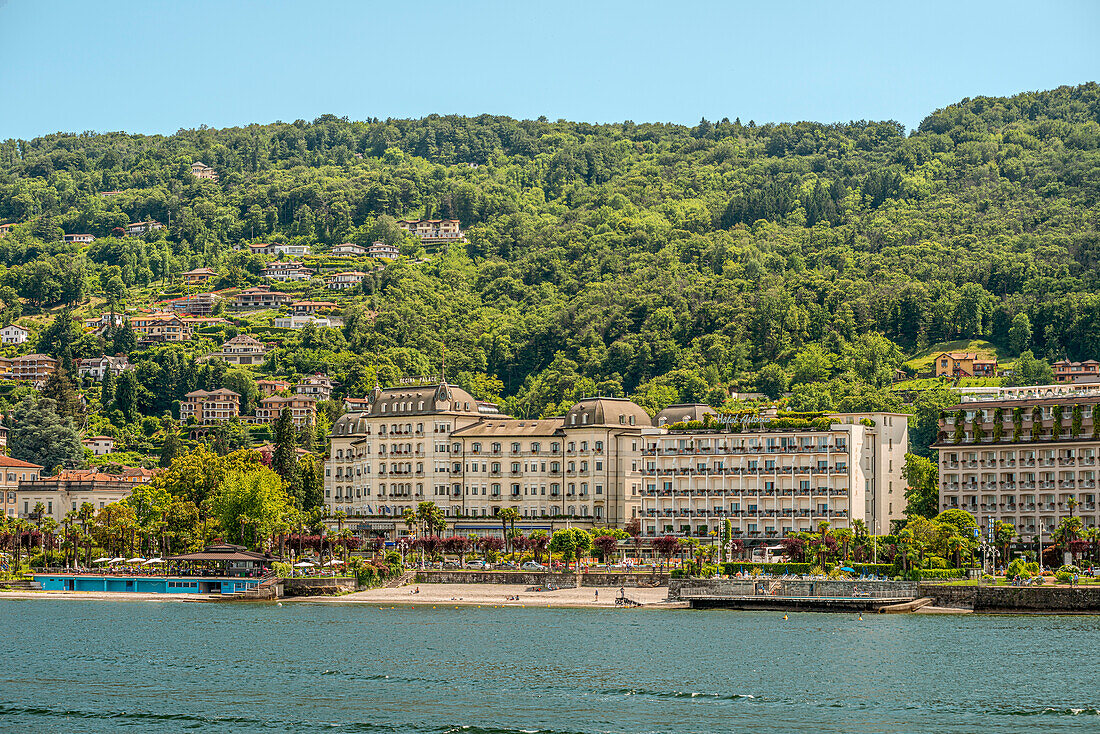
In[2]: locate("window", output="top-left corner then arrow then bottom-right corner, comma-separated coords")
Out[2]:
512,442 -> 521,454
531,442 -> 540,454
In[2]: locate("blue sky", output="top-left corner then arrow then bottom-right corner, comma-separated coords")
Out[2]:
0,0 -> 1096,139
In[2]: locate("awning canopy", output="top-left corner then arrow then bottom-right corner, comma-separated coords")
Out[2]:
167,544 -> 276,563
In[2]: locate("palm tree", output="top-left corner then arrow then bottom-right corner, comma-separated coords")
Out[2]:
833,528 -> 853,562
498,508 -> 520,556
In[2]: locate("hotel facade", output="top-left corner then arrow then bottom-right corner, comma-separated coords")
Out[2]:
639,405 -> 908,539
935,384 -> 1100,544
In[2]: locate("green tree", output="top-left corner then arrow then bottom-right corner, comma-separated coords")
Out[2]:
159,427 -> 181,468
8,397 -> 83,472
1005,351 -> 1054,387
1008,312 -> 1032,354
295,454 -> 325,511
207,467 -> 291,550
41,366 -> 83,425
755,363 -> 788,399
549,527 -> 592,570
271,407 -> 297,484
902,453 -> 939,519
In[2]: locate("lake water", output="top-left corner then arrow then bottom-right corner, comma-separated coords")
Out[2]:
0,600 -> 1098,733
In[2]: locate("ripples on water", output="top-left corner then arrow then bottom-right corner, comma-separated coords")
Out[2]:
0,600 -> 1097,733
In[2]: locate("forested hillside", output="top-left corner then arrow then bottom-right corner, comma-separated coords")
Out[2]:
1,83 -> 1098,424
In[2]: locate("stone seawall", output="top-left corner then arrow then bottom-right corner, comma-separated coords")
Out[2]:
414,570 -> 668,587
919,583 -> 1100,613
282,577 -> 358,596
669,578 -> 918,601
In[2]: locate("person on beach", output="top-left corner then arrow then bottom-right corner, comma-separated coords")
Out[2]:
594,589 -> 598,601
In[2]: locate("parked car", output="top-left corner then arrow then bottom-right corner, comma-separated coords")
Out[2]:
521,562 -> 547,571
497,561 -> 518,569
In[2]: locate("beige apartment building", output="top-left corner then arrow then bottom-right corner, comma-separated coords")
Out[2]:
202,334 -> 269,367
254,395 -> 317,429
132,313 -> 192,343
180,389 -> 240,424
8,354 -> 58,383
640,405 -> 909,540
936,385 -> 1100,544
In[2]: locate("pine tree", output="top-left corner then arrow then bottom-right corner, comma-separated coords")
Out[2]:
41,366 -> 83,425
112,320 -> 137,355
101,370 -> 116,407
159,428 -> 181,468
297,454 -> 324,511
272,406 -> 297,483
114,370 -> 139,421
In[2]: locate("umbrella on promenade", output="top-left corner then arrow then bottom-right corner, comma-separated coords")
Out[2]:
126,557 -> 146,564
92,557 -> 111,564
841,566 -> 856,573
108,558 -> 126,564
323,560 -> 344,567
142,558 -> 164,566
293,561 -> 315,568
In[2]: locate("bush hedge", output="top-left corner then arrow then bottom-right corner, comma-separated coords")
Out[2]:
910,568 -> 966,581
721,562 -> 822,575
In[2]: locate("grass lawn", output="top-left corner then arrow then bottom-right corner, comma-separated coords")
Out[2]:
903,339 -> 1018,372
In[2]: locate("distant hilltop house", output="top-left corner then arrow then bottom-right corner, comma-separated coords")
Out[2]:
367,241 -> 400,259
295,374 -> 333,401
262,261 -> 314,282
131,312 -> 193,343
229,286 -> 293,310
253,394 -> 317,429
256,378 -> 292,397
331,243 -> 368,257
190,161 -> 219,182
183,267 -> 218,285
81,435 -> 116,456
181,388 -> 240,424
326,271 -> 366,290
201,334 -> 269,366
77,355 -> 131,380
169,292 -> 221,316
933,351 -> 998,378
63,233 -> 96,244
84,313 -> 127,331
273,314 -> 340,329
396,219 -> 463,244
247,242 -> 311,258
0,324 -> 29,345
3,354 -> 58,384
98,190 -> 122,198
1054,359 -> 1100,384
0,223 -> 16,237
125,220 -> 164,236
292,300 -> 337,315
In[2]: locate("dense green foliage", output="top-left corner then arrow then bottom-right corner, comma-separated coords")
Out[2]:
1,84 -> 1098,424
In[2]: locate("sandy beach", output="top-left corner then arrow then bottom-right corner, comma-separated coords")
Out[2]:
0,584 -> 676,607
294,582 -> 676,608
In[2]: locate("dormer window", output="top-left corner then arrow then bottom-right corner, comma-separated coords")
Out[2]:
582,414 -> 588,425
570,415 -> 576,425
619,415 -> 625,424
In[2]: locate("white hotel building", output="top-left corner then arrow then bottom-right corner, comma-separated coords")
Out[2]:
640,405 -> 908,539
